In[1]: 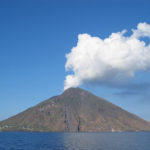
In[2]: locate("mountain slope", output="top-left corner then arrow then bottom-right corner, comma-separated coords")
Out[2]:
0,88 -> 150,132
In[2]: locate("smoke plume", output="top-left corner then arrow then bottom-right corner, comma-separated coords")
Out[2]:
64,22 -> 150,90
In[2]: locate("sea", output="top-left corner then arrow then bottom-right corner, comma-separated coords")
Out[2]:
0,132 -> 150,150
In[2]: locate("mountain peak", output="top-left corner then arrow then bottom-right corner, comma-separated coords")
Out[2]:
63,87 -> 85,93
61,87 -> 93,102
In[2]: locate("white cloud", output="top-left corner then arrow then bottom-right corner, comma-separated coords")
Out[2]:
64,22 -> 150,90
132,22 -> 150,38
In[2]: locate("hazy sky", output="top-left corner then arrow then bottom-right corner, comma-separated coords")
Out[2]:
0,0 -> 150,121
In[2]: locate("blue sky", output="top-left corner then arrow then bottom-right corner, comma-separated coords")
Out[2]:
0,0 -> 150,121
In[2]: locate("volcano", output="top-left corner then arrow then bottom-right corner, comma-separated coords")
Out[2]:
0,88 -> 150,132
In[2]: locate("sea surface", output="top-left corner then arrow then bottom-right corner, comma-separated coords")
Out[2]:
0,132 -> 150,150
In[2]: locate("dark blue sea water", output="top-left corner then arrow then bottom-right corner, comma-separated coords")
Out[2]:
0,132 -> 150,150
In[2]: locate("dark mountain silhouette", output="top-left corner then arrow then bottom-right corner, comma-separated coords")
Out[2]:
0,88 -> 150,132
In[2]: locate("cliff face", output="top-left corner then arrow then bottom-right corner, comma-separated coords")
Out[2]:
0,88 -> 150,132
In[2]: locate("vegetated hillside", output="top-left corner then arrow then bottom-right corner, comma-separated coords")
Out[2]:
0,88 -> 150,132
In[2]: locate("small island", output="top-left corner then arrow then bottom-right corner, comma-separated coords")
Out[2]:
0,88 -> 150,132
